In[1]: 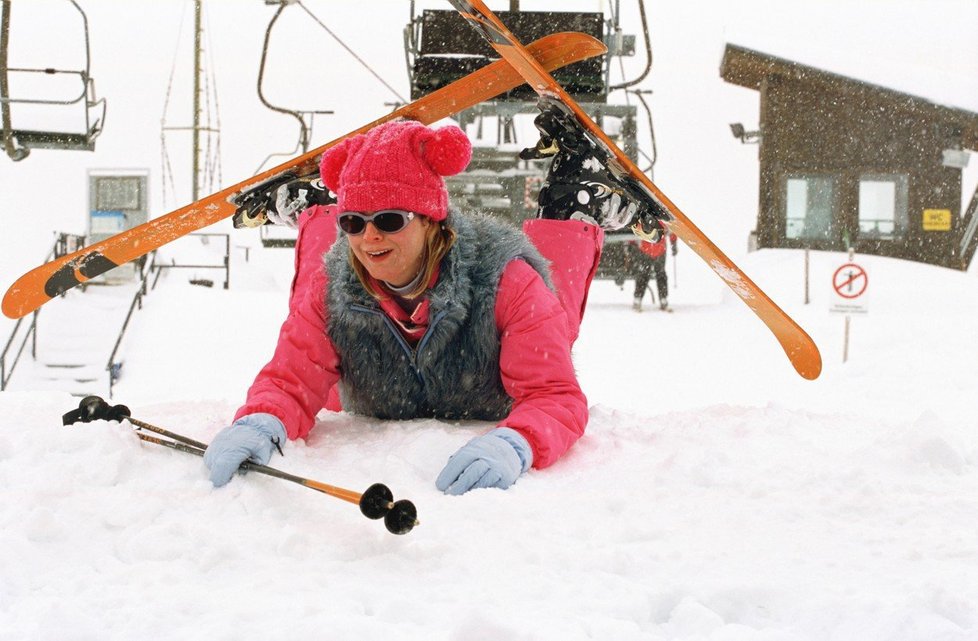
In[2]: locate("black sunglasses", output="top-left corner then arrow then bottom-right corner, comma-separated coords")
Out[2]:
337,209 -> 415,235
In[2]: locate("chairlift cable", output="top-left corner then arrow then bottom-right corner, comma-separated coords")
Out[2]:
160,2 -> 190,141
160,1 -> 190,208
296,0 -> 407,103
160,132 -> 178,211
202,71 -> 216,192
201,3 -> 222,192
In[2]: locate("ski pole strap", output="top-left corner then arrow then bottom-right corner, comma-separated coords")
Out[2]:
271,436 -> 285,457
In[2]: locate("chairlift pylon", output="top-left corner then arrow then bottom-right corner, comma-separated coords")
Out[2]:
0,0 -> 106,161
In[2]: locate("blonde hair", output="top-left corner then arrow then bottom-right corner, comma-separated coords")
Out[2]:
350,219 -> 457,300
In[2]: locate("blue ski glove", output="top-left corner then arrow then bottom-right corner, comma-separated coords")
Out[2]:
435,427 -> 533,495
203,413 -> 287,487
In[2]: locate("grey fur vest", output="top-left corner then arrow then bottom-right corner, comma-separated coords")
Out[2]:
324,210 -> 552,420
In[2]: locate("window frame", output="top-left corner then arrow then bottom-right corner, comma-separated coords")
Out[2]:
783,173 -> 837,243
857,173 -> 909,241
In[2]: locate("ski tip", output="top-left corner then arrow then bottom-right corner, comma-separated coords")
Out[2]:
793,349 -> 823,380
2,276 -> 48,319
799,363 -> 822,381
1,288 -> 28,319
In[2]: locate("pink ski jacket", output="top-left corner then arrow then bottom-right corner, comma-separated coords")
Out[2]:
234,208 -> 595,469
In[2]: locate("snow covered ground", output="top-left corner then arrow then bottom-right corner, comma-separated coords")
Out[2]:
1,240 -> 977,641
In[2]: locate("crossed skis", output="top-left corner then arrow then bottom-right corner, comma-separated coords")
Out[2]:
2,9 -> 821,379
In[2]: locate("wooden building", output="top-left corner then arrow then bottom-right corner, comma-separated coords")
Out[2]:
721,44 -> 978,270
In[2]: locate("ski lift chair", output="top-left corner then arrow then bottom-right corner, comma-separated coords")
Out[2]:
0,0 -> 106,161
406,9 -> 607,102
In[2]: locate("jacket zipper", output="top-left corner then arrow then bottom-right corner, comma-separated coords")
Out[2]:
348,304 -> 449,386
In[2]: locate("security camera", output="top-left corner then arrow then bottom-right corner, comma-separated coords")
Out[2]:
729,122 -> 760,144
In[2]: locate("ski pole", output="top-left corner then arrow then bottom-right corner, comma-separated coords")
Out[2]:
130,430 -> 406,528
673,248 -> 678,289
62,396 -> 418,535
646,284 -> 656,306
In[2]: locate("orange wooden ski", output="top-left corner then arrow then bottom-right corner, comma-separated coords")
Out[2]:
2,32 -> 606,319
449,0 -> 822,380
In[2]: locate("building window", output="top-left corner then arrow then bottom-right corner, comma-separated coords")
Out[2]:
95,176 -> 142,210
858,174 -> 908,240
785,175 -> 835,241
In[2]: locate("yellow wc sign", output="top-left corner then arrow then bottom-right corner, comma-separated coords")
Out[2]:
922,209 -> 952,231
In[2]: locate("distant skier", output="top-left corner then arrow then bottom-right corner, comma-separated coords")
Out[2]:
630,224 -> 677,312
204,117 -> 647,495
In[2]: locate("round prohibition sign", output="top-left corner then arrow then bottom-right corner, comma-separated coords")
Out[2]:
833,263 -> 868,299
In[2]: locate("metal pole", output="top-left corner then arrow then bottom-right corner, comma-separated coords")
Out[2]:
223,234 -> 229,289
30,311 -> 37,358
0,0 -> 27,161
804,248 -> 810,304
672,245 -> 678,289
1,1 -> 12,127
843,315 -> 850,363
192,0 -> 202,202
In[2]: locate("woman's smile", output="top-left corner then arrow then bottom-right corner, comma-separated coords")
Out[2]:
349,217 -> 429,286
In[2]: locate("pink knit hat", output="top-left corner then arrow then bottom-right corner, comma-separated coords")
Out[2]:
319,119 -> 472,222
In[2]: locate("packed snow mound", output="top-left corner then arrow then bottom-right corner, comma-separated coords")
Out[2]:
2,390 -> 976,640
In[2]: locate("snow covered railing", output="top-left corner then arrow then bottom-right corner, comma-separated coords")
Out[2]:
1,232 -> 85,390
105,252 -> 157,397
0,312 -> 37,391
151,233 -> 230,289
104,233 -> 230,396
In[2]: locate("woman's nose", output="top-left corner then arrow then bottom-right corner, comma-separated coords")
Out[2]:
363,222 -> 383,239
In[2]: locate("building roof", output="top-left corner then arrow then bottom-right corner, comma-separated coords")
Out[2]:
720,43 -> 978,151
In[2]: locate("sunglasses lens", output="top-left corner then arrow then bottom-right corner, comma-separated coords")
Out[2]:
374,211 -> 409,233
338,214 -> 366,235
338,210 -> 413,235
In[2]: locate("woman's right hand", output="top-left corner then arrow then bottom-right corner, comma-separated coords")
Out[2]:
203,413 -> 287,487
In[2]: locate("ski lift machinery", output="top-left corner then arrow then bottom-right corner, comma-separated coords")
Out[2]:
0,0 -> 106,161
405,0 -> 657,280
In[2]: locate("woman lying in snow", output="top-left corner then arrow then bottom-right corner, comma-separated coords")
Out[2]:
204,117 -> 645,494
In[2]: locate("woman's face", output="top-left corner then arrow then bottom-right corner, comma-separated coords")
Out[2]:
348,213 -> 431,287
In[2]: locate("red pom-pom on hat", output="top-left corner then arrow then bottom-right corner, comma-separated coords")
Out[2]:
319,136 -> 364,193
422,126 -> 472,177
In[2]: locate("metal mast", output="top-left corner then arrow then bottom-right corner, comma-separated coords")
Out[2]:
192,0 -> 202,202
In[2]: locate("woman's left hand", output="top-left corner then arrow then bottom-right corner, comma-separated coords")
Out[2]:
435,428 -> 533,495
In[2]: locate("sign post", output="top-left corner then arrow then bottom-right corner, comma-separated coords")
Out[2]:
829,255 -> 869,363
